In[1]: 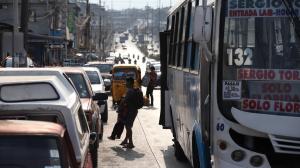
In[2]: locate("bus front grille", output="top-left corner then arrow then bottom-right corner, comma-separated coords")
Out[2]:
269,135 -> 300,155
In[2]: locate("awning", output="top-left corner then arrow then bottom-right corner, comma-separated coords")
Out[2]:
27,32 -> 67,42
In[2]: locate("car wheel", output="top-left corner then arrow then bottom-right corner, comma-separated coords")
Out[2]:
99,120 -> 104,141
90,145 -> 98,168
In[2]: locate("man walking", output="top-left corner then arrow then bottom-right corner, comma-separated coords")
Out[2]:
146,66 -> 157,106
120,77 -> 139,148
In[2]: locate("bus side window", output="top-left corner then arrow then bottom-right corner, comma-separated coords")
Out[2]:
176,7 -> 185,67
190,1 -> 200,71
169,15 -> 176,65
191,43 -> 200,71
183,1 -> 192,68
173,12 -> 180,66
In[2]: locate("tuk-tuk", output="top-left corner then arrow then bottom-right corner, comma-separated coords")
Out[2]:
111,64 -> 141,104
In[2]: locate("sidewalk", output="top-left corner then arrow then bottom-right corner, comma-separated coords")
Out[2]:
98,89 -> 191,168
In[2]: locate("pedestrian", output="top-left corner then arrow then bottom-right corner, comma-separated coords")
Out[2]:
108,97 -> 126,140
146,66 -> 157,106
120,77 -> 139,149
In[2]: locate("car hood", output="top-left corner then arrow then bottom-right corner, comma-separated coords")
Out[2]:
101,73 -> 112,79
91,84 -> 104,93
81,98 -> 91,112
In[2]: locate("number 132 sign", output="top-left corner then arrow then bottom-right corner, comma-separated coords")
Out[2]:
227,48 -> 253,66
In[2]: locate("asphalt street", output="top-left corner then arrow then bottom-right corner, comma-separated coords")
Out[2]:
98,34 -> 191,168
98,88 -> 191,168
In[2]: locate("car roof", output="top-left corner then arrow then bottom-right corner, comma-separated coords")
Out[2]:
0,120 -> 65,137
82,66 -> 100,72
85,61 -> 114,65
0,68 -> 79,109
113,64 -> 141,70
60,67 -> 85,73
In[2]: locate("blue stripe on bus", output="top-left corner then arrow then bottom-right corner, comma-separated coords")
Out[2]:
193,123 -> 209,168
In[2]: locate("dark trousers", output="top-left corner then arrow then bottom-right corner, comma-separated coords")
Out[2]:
110,120 -> 124,138
146,85 -> 154,105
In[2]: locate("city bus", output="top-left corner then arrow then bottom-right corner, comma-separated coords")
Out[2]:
159,0 -> 300,167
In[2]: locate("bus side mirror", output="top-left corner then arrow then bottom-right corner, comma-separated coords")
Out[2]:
193,6 -> 213,43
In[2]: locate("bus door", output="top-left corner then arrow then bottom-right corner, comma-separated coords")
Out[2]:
200,49 -> 211,152
159,31 -> 172,128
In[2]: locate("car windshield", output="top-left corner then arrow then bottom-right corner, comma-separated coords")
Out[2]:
113,68 -> 137,80
0,136 -> 62,168
86,71 -> 102,84
220,0 -> 300,118
67,73 -> 90,98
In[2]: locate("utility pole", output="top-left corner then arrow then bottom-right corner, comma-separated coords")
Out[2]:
86,0 -> 90,54
12,0 -> 19,67
158,0 -> 161,32
21,0 -> 29,51
99,0 -> 102,60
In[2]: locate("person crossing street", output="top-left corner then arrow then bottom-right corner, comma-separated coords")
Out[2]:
146,66 -> 157,106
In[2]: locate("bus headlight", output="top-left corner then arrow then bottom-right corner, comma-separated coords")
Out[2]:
231,150 -> 245,162
218,140 -> 227,150
250,155 -> 263,167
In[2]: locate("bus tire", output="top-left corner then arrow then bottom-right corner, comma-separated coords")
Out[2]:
192,136 -> 200,168
174,140 -> 187,161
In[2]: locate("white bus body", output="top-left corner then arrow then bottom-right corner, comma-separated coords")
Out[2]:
160,0 -> 300,168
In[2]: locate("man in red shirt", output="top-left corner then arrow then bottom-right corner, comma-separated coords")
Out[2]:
146,66 -> 157,106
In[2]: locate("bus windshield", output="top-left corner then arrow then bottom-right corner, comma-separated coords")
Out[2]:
220,0 -> 300,118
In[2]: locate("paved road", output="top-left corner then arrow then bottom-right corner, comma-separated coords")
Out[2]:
98,88 -> 191,168
99,34 -> 191,168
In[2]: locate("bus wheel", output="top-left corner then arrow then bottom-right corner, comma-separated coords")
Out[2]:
174,140 -> 187,161
192,137 -> 200,168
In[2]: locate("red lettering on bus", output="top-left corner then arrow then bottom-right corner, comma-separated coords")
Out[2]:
294,103 -> 300,112
262,83 -> 291,93
238,69 -> 276,80
243,99 -> 270,111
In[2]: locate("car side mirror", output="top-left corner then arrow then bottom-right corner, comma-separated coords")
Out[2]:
90,132 -> 97,144
93,92 -> 108,101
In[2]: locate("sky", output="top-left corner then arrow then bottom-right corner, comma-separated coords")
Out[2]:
90,0 -> 177,10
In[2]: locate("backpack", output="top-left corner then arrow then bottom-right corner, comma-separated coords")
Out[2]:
134,88 -> 144,109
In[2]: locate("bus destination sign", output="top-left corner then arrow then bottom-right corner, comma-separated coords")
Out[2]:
228,0 -> 300,18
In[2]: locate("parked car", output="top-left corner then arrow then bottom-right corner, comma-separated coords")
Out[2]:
0,68 -> 102,167
0,120 -> 93,168
84,61 -> 114,91
83,67 -> 108,122
61,67 -> 104,165
1,56 -> 34,67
